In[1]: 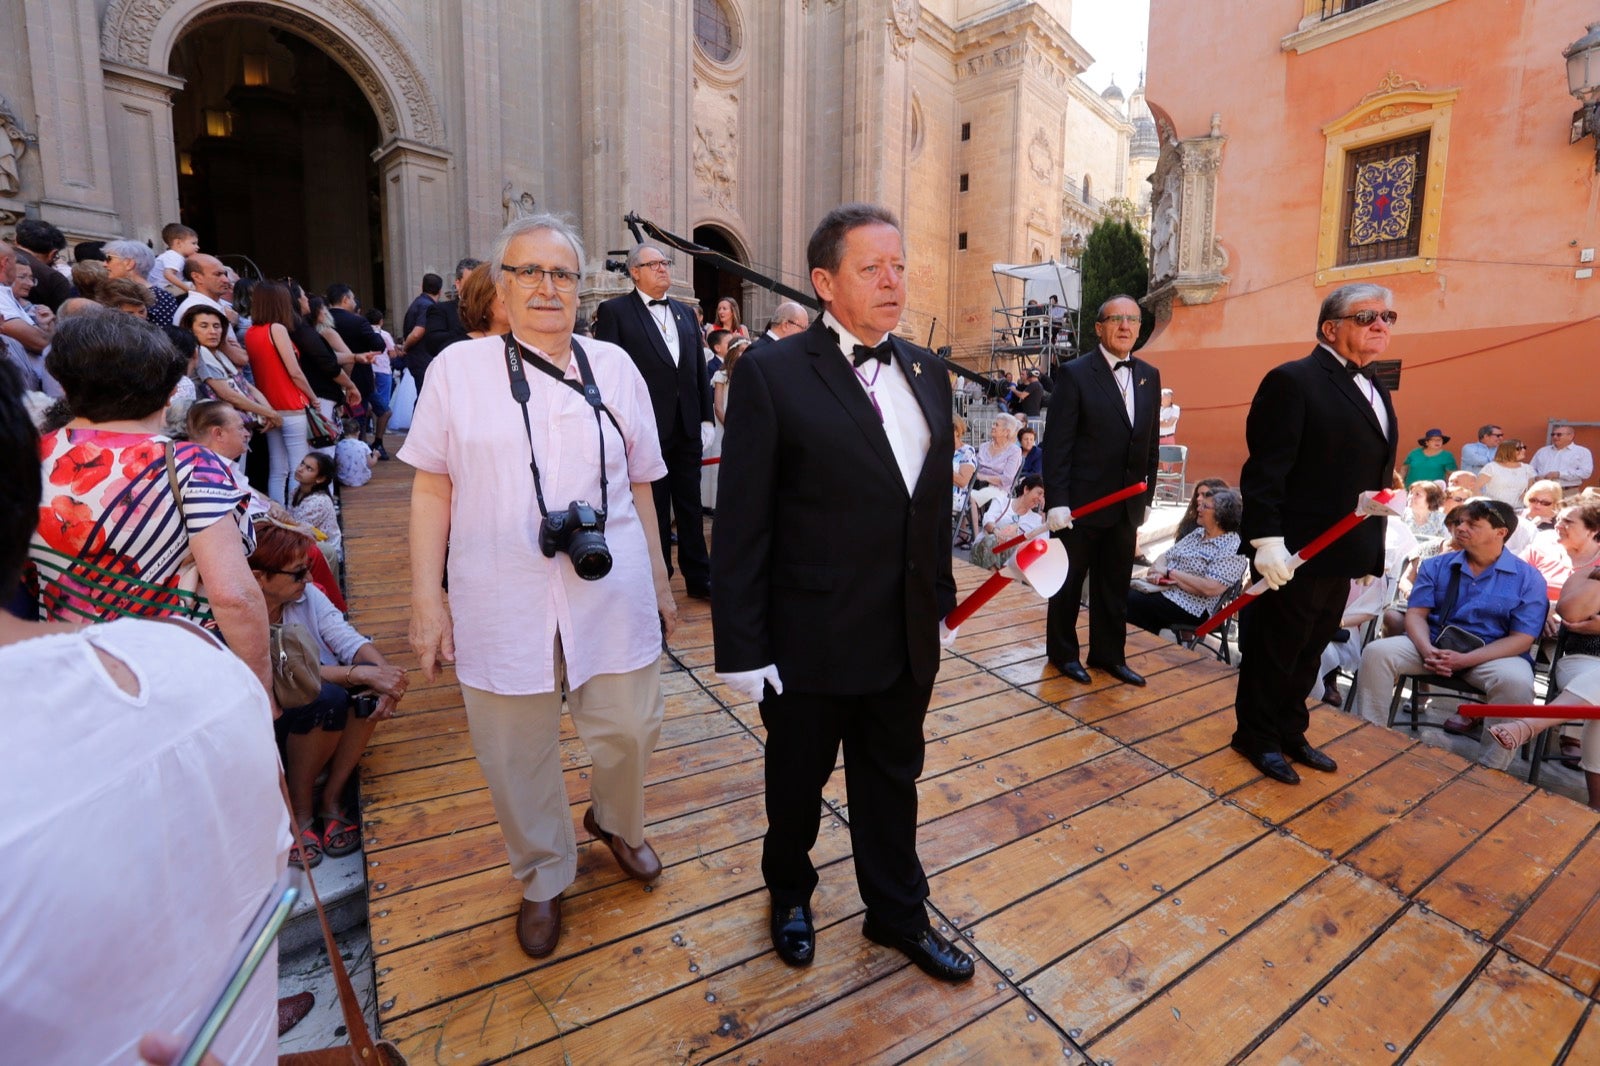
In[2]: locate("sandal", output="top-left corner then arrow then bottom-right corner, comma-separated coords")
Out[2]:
320,811 -> 362,858
289,824 -> 323,869
1561,736 -> 1584,771
1488,719 -> 1534,751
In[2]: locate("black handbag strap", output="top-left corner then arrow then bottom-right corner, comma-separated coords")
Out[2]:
1438,559 -> 1464,627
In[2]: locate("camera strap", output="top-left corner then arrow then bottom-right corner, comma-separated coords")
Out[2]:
502,333 -> 620,519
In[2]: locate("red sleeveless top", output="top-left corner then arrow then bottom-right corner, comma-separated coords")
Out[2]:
244,324 -> 310,411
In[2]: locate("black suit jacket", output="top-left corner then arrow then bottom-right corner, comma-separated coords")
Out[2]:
421,299 -> 466,361
1239,346 -> 1398,578
1042,347 -> 1161,527
329,306 -> 384,397
712,322 -> 956,694
593,292 -> 712,445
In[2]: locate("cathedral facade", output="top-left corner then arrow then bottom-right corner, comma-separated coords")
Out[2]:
2,0 -> 1145,355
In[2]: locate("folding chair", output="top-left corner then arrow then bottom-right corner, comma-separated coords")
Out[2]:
1171,576 -> 1246,665
1154,444 -> 1187,504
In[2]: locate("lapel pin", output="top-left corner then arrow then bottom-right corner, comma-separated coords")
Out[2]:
1139,377 -> 1147,387
913,362 -> 923,376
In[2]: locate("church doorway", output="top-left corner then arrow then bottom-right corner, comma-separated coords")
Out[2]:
691,225 -> 747,330
169,22 -> 385,308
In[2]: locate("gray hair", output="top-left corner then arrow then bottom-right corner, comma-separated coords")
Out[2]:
992,412 -> 1021,437
772,300 -> 809,327
1210,488 -> 1243,532
1316,283 -> 1392,340
488,214 -> 586,283
626,242 -> 670,271
103,239 -> 156,280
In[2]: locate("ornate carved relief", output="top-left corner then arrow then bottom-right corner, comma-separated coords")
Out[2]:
1027,127 -> 1054,184
1144,114 -> 1229,315
693,110 -> 738,211
99,0 -> 442,145
1358,70 -> 1426,106
887,0 -> 920,60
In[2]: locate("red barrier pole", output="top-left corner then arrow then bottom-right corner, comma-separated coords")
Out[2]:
989,480 -> 1147,555
701,456 -> 721,466
1192,488 -> 1400,639
944,538 -> 1051,630
1457,704 -> 1600,719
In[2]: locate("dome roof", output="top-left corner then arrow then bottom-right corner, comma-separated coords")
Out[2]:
1100,79 -> 1125,103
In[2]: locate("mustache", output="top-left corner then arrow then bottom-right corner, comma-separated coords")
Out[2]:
522,299 -> 567,311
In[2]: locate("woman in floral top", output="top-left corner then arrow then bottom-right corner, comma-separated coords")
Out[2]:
27,314 -> 271,702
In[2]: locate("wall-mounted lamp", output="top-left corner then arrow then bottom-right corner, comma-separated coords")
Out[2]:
1565,21 -> 1600,170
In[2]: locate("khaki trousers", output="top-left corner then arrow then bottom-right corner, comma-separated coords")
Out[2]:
462,638 -> 664,903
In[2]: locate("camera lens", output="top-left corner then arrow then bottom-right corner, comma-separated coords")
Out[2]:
568,531 -> 613,580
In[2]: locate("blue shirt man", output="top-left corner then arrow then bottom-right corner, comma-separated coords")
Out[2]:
1459,424 -> 1503,475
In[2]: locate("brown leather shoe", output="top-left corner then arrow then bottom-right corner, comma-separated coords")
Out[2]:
584,806 -> 663,882
517,896 -> 561,958
277,991 -> 314,1036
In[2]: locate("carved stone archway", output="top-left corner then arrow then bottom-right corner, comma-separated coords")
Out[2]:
100,0 -> 441,146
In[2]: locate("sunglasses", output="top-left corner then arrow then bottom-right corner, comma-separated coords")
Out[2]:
1528,498 -> 1555,506
1335,310 -> 1399,327
261,565 -> 311,582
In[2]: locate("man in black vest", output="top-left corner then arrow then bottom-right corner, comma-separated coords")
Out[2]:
712,203 -> 972,983
594,244 -> 714,599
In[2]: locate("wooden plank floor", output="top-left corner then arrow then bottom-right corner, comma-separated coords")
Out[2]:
344,449 -> 1600,1065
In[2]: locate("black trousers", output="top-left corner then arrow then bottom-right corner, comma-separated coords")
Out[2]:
758,667 -> 934,936
1232,572 -> 1348,755
652,434 -> 710,590
1046,519 -> 1137,668
1126,588 -> 1204,635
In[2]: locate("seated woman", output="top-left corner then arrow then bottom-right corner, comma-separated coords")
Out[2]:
1402,428 -> 1456,486
1476,438 -> 1535,508
951,414 -> 977,516
967,412 -> 1022,537
1401,480 -> 1447,539
1128,487 -> 1249,634
1490,560 -> 1600,809
968,476 -> 1046,570
1175,478 -> 1228,540
250,523 -> 407,867
1017,426 -> 1042,480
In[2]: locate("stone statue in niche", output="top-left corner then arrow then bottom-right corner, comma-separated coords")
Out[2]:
0,97 -> 35,199
501,182 -> 537,223
1149,163 -> 1180,282
693,117 -> 737,210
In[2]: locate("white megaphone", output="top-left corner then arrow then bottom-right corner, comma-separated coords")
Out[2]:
944,535 -> 1070,631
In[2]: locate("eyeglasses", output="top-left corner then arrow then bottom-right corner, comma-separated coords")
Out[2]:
1528,498 -> 1556,506
1098,314 -> 1140,324
500,263 -> 581,292
635,259 -> 672,272
1196,489 -> 1214,498
1334,310 -> 1399,327
261,565 -> 311,582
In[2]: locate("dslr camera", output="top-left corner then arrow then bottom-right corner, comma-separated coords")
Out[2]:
350,690 -> 380,718
540,500 -> 612,580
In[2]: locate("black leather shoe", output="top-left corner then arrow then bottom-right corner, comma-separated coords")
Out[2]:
686,585 -> 712,601
1230,741 -> 1300,785
1100,664 -> 1146,687
863,921 -> 975,983
1285,742 -> 1338,774
1054,660 -> 1092,683
770,904 -> 815,966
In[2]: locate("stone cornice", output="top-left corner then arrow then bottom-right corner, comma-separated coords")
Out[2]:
1282,0 -> 1454,55
954,4 -> 1092,83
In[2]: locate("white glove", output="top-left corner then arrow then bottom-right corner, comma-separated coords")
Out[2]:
1046,506 -> 1074,531
939,622 -> 959,649
700,421 -> 715,452
1251,536 -> 1296,590
1356,490 -> 1406,518
716,664 -> 783,704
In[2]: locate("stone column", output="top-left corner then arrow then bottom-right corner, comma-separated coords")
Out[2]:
23,0 -> 123,236
457,0 -> 505,255
373,139 -> 452,323
841,0 -> 916,216
100,62 -> 185,248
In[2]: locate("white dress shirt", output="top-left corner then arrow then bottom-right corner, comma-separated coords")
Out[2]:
637,288 -> 680,365
1319,343 -> 1389,438
823,311 -> 931,494
1100,345 -> 1135,423
1531,442 -> 1594,488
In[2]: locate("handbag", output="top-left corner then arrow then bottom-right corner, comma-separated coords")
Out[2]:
1431,563 -> 1487,654
304,402 -> 338,448
270,622 -> 323,706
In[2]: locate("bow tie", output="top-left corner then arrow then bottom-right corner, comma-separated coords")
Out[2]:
852,341 -> 892,367
1112,359 -> 1133,372
1343,361 -> 1375,379
647,298 -> 670,307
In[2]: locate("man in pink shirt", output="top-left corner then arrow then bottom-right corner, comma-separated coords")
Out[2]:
401,214 -> 677,958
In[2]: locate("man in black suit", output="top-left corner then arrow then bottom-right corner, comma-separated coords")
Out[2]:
326,283 -> 385,413
594,244 -> 714,599
747,300 -> 811,351
1233,283 -> 1399,785
1042,295 -> 1161,687
712,203 -> 973,984
415,258 -> 479,392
